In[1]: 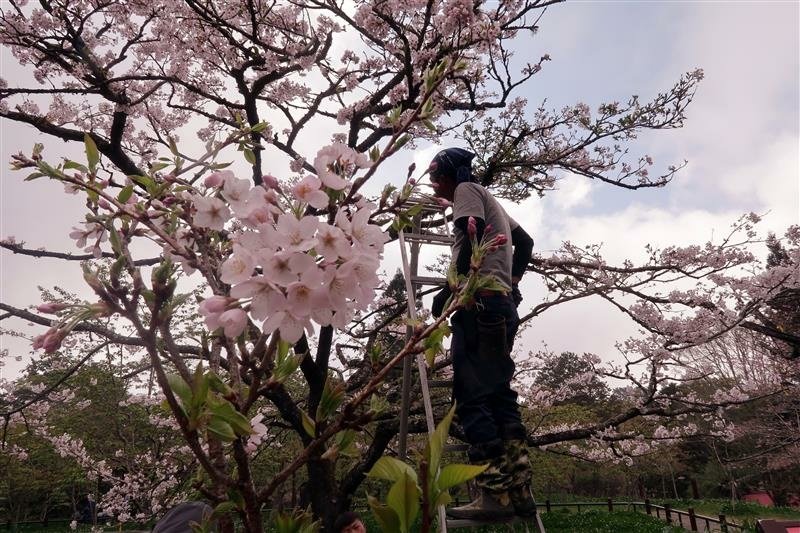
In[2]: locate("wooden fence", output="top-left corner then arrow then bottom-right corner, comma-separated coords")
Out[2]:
535,498 -> 746,532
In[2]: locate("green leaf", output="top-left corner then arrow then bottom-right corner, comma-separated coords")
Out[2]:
394,134 -> 411,150
150,161 -> 170,173
128,174 -> 155,191
208,398 -> 252,436
423,322 -> 451,367
369,394 -> 389,415
207,417 -> 236,442
387,471 -> 420,533
367,456 -> 418,484
301,411 -> 316,438
167,374 -> 192,408
24,172 -> 45,181
168,136 -> 179,156
367,494 -> 401,533
315,375 -> 345,422
212,501 -> 237,517
117,185 -> 134,203
243,147 -> 256,165
406,204 -> 424,218
206,371 -> 233,396
250,121 -> 269,133
84,133 -> 100,172
426,404 -> 456,478
191,363 -> 208,409
434,491 -> 452,508
63,160 -> 88,173
437,463 -> 488,491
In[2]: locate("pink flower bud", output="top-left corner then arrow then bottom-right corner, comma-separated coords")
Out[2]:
32,333 -> 46,350
37,302 -> 69,314
493,233 -> 508,246
408,178 -> 416,185
219,308 -> 248,338
204,172 -> 225,188
199,295 -> 231,315
42,328 -> 67,353
261,174 -> 281,191
98,198 -> 112,210
467,216 -> 477,239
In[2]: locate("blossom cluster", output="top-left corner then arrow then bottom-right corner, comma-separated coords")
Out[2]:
195,143 -> 388,343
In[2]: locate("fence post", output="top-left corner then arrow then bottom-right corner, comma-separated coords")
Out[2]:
688,507 -> 697,531
545,499 -> 551,513
719,514 -> 728,533
607,498 -> 613,512
645,498 -> 651,515
665,503 -> 672,524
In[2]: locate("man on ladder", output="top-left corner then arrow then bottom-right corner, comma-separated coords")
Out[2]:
426,148 -> 537,523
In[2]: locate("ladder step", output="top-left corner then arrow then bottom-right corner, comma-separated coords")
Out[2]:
402,232 -> 454,245
411,275 -> 447,286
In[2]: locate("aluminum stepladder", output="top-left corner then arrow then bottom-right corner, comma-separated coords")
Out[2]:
397,195 -> 452,533
395,195 -> 547,533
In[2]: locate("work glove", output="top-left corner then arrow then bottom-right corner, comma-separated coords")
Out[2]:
511,283 -> 523,307
431,286 -> 452,318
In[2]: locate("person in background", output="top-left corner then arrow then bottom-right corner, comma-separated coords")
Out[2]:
428,148 -> 536,521
333,511 -> 367,533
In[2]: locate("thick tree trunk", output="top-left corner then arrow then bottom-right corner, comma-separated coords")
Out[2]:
306,455 -> 338,530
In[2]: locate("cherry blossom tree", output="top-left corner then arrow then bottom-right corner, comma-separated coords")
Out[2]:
1,0 -> 798,531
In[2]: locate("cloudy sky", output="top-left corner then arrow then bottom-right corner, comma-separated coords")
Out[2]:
1,1 -> 798,378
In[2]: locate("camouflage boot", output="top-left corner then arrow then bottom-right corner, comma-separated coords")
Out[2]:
447,439 -> 514,521
504,438 -> 537,517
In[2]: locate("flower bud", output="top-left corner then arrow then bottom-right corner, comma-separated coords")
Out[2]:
261,174 -> 281,191
37,302 -> 69,314
467,216 -> 477,239
493,233 -> 508,246
204,172 -> 225,188
42,328 -> 67,353
199,295 -> 231,315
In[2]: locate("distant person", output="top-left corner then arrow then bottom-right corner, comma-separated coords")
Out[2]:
152,502 -> 215,533
333,511 -> 366,533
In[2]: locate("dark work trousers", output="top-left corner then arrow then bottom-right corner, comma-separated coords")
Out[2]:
450,293 -> 523,447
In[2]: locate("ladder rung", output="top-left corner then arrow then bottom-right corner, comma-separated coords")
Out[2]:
411,275 -> 447,286
402,232 -> 454,245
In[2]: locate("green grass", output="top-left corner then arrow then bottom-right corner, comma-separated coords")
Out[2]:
356,509 -> 688,532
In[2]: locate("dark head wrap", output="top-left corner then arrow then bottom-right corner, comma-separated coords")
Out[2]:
428,148 -> 475,185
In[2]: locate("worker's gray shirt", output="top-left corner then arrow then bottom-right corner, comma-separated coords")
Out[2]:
451,182 -> 518,291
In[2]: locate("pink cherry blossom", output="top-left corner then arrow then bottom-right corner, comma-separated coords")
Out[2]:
262,309 -> 313,344
292,174 -> 329,209
191,195 -> 231,231
220,247 -> 256,284
221,173 -> 252,213
273,214 -> 318,252
313,143 -> 370,191
315,223 -> 351,261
